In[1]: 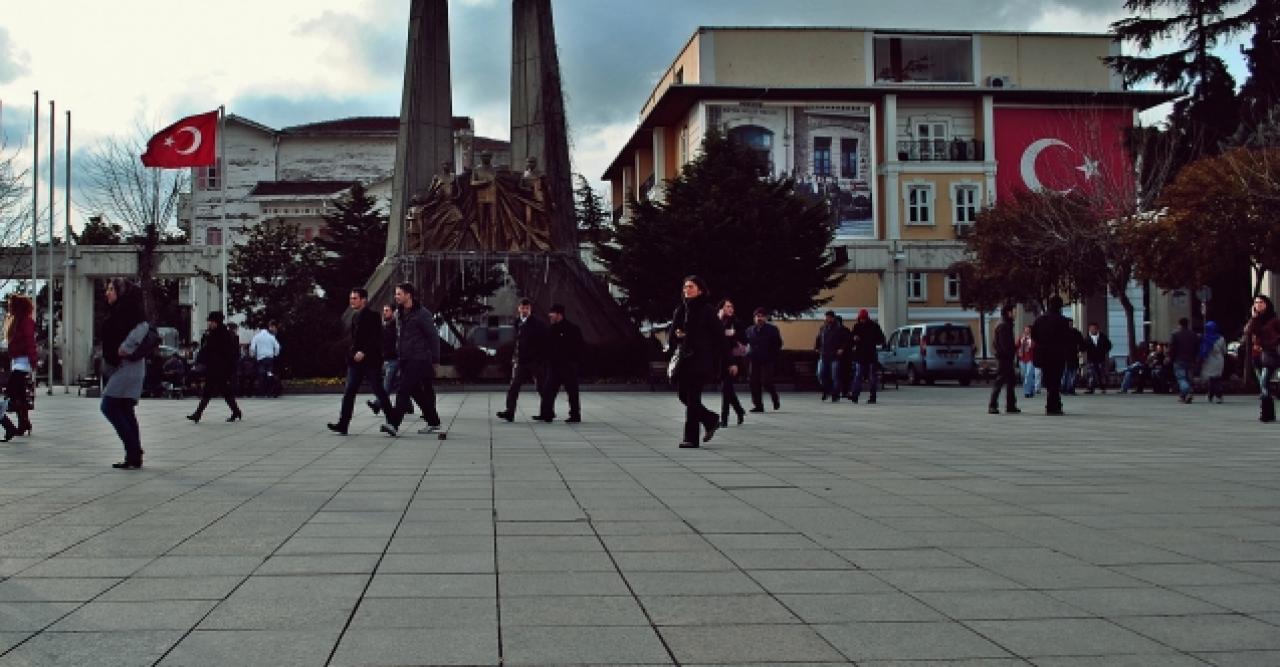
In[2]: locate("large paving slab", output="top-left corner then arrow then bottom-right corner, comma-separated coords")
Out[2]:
0,386 -> 1276,665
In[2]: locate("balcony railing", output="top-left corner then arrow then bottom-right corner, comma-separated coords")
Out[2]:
896,138 -> 985,162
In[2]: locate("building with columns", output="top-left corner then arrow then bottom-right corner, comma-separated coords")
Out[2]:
603,27 -> 1176,354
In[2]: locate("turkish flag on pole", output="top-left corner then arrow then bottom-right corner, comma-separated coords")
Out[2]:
140,109 -> 219,168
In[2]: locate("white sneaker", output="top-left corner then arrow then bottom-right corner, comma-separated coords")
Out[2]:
380,424 -> 398,437
417,425 -> 440,434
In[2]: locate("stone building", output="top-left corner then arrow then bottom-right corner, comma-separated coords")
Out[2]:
603,26 -> 1178,356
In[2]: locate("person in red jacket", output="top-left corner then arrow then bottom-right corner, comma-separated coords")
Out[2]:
3,294 -> 36,440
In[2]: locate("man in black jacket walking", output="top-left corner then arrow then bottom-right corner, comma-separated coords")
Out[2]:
1032,295 -> 1073,415
746,308 -> 782,412
535,303 -> 583,423
380,283 -> 442,436
1083,322 -> 1113,394
497,298 -> 547,422
329,288 -> 392,435
988,304 -> 1021,414
849,309 -> 885,404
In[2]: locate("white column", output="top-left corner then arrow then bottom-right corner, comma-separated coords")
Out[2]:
982,94 -> 997,204
652,127 -> 667,202
883,94 -> 901,241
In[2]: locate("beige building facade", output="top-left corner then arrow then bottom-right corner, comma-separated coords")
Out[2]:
604,26 -> 1176,356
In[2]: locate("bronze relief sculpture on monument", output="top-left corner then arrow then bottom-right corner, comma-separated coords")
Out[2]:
406,154 -> 553,253
367,0 -> 637,345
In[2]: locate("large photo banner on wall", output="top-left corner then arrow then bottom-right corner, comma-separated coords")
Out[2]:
708,103 -> 877,240
994,107 -> 1133,204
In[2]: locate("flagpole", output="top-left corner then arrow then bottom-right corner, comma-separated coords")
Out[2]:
31,91 -> 37,321
219,105 -> 227,316
47,100 -> 55,396
64,109 -> 71,394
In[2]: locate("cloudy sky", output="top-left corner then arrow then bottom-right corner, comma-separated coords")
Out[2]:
0,0 -> 1250,235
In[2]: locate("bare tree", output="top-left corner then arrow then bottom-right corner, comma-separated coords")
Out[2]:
0,140 -> 33,293
76,130 -> 187,317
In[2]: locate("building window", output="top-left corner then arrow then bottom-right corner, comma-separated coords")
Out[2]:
913,119 -> 950,160
727,125 -> 774,174
678,126 -> 689,167
206,226 -> 222,246
302,227 -> 314,242
840,138 -> 859,179
674,67 -> 684,84
874,35 -> 973,83
196,159 -> 221,191
813,137 -> 833,178
945,273 -> 961,301
906,183 -> 934,225
953,183 -> 980,225
907,272 -> 926,301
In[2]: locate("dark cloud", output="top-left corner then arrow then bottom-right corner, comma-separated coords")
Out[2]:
227,93 -> 397,130
0,27 -> 29,85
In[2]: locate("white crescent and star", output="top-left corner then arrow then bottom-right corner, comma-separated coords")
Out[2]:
162,126 -> 203,155
1018,138 -> 1099,193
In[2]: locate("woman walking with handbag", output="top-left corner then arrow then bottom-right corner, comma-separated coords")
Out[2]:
186,311 -> 243,424
100,278 -> 150,469
717,299 -> 747,428
1245,295 -> 1280,422
3,294 -> 36,439
670,276 -> 722,449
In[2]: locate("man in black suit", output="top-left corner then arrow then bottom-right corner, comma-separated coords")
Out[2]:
535,303 -> 583,423
329,288 -> 392,435
1032,295 -> 1073,416
497,298 -> 547,422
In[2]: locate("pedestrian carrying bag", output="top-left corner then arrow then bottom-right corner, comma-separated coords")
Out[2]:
127,324 -> 162,361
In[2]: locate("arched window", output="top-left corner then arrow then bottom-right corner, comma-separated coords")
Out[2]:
727,125 -> 774,174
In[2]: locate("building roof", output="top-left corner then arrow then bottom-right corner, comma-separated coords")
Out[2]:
246,180 -> 356,197
279,116 -> 475,136
601,84 -> 1180,179
697,25 -> 1114,38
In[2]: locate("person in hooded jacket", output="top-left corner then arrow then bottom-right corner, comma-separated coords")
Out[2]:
186,311 -> 243,423
848,308 -> 885,404
670,275 -> 722,448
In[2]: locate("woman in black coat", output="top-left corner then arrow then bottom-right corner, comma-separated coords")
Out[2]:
670,275 -> 722,448
187,311 -> 243,423
717,299 -> 747,427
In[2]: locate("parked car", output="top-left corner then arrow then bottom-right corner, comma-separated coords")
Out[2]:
881,322 -> 977,386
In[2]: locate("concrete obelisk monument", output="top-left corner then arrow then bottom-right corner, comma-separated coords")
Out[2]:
369,0 -> 638,345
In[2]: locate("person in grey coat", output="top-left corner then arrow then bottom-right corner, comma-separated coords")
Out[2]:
100,278 -> 150,469
380,282 -> 442,436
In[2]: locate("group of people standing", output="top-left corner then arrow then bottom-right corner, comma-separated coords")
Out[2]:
813,309 -> 886,404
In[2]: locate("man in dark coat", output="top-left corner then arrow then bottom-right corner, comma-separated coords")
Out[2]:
814,311 -> 847,401
381,282 -> 442,436
988,304 -> 1021,414
1032,295 -> 1073,415
849,309 -> 886,404
1082,322 -> 1113,394
329,288 -> 392,435
186,311 -> 242,423
745,308 -> 782,412
497,298 -> 548,422
535,303 -> 583,423
1168,317 -> 1200,403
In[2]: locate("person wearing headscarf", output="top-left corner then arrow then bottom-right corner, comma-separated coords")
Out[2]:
1245,295 -> 1280,422
100,278 -> 150,469
1198,320 -> 1226,404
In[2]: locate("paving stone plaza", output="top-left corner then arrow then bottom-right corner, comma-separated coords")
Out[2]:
0,387 -> 1277,666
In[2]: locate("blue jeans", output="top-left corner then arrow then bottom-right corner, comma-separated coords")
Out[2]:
1061,365 -> 1078,392
1119,364 -> 1144,392
101,396 -> 141,464
382,359 -> 400,398
1173,362 -> 1193,397
851,360 -> 876,399
1020,361 -> 1037,397
1257,367 -> 1276,397
817,359 -> 843,396
1086,361 -> 1107,390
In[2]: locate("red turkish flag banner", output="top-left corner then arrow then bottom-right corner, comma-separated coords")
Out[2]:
994,107 -> 1133,204
140,110 -> 219,168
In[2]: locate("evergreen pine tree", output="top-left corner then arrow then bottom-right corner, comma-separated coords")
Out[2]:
573,174 -> 608,243
315,182 -> 388,312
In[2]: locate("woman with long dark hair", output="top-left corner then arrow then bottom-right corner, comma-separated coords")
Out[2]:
3,294 -> 36,440
1245,294 -> 1280,423
187,311 -> 243,423
100,278 -> 150,468
670,275 -> 722,448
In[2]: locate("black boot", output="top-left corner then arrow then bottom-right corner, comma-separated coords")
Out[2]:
1262,396 -> 1276,423
1,416 -> 16,442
